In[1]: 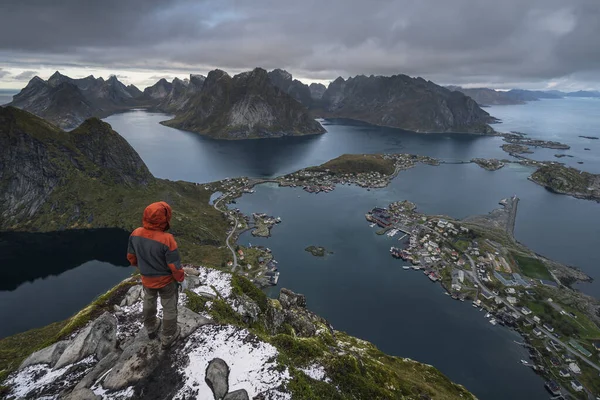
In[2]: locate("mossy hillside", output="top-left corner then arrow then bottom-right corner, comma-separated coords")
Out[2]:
308,154 -> 396,175
1,107 -> 230,266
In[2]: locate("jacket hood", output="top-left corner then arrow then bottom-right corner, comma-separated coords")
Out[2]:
142,201 -> 172,231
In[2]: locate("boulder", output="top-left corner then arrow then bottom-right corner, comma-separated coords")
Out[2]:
186,275 -> 201,288
235,294 -> 261,324
54,312 -> 117,369
284,310 -> 317,337
265,304 -> 285,334
205,358 -> 229,400
74,350 -> 121,390
178,306 -> 214,338
101,329 -> 163,390
120,284 -> 143,306
183,266 -> 200,276
279,288 -> 306,309
20,340 -> 70,369
224,389 -> 250,400
63,388 -> 101,400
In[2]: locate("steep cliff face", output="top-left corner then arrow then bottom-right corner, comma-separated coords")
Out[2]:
0,106 -> 152,227
9,72 -> 143,130
162,68 -> 325,139
320,74 -> 495,133
267,69 -> 313,107
142,78 -> 173,100
157,75 -> 206,112
309,82 -> 327,100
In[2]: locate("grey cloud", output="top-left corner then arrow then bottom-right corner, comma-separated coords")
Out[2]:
0,0 -> 599,88
13,70 -> 38,80
0,69 -> 9,79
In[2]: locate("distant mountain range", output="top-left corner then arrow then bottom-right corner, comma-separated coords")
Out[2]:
8,72 -> 149,130
10,68 -> 512,137
447,86 -> 600,106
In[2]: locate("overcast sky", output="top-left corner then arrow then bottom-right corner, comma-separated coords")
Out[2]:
1,0 -> 599,91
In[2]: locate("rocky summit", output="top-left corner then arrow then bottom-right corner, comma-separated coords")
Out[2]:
162,68 -> 326,140
267,69 -> 313,108
8,72 -> 144,130
3,265 -> 475,399
318,74 -> 495,133
156,74 -> 206,113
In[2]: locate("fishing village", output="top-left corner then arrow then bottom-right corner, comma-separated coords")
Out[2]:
365,199 -> 600,399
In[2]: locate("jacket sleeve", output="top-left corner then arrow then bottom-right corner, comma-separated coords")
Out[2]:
127,235 -> 138,266
165,235 -> 184,282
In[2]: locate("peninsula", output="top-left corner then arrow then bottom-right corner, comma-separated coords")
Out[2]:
365,198 -> 600,398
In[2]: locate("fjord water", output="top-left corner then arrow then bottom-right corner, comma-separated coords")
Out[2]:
488,97 -> 600,173
0,230 -> 132,337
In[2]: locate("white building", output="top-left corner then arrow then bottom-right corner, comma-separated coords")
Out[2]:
568,363 -> 581,375
506,296 -> 517,305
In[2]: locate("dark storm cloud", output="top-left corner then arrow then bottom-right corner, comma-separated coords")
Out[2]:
1,0 -> 599,87
13,70 -> 38,80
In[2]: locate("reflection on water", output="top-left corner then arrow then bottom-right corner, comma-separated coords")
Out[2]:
0,229 -> 132,337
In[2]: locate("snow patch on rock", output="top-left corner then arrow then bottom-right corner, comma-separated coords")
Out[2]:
175,324 -> 290,400
192,267 -> 233,299
6,356 -> 96,399
300,363 -> 331,383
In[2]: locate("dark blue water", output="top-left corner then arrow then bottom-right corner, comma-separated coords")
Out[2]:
104,111 -> 508,183
0,230 -> 132,337
489,98 -> 600,173
233,181 -> 548,400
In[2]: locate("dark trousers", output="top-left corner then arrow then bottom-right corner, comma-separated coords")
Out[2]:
143,281 -> 178,337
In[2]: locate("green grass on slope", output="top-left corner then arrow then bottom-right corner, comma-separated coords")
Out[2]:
308,154 -> 396,175
512,253 -> 553,281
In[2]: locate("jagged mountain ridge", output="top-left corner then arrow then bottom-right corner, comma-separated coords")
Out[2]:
267,68 -> 313,107
320,74 -> 495,133
156,74 -> 206,112
162,68 -> 326,139
9,72 -> 145,130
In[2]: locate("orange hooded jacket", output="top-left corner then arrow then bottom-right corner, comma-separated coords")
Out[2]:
127,201 -> 184,288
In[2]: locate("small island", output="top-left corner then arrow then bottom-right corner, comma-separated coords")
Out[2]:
305,246 -> 332,257
554,154 -> 573,158
251,213 -> 281,237
501,143 -> 533,154
579,135 -> 599,140
529,164 -> 600,202
471,158 -> 505,171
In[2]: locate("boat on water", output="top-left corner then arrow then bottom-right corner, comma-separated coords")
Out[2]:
520,360 -> 530,365
412,265 -> 421,270
402,266 -> 411,270
485,313 -> 491,318
489,319 -> 497,325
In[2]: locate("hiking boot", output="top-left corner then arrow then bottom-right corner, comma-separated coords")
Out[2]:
146,319 -> 162,340
161,325 -> 181,349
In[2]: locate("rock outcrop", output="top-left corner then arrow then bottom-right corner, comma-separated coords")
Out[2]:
8,72 -> 145,130
142,78 -> 172,101
3,266 -> 476,400
162,68 -> 325,139
318,74 -> 495,133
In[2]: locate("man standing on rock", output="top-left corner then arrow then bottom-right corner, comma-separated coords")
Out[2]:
127,201 -> 187,349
